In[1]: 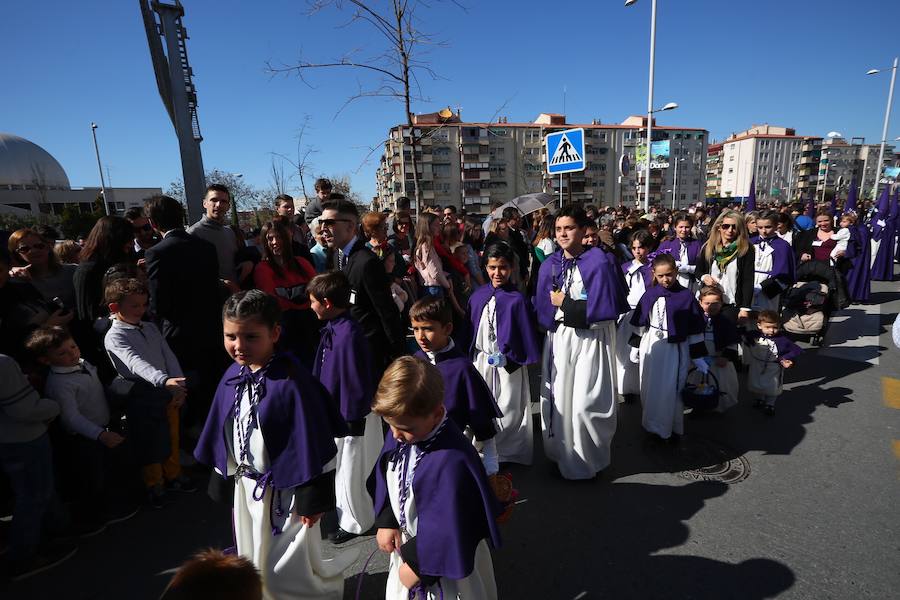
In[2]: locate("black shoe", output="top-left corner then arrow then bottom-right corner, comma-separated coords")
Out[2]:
328,528 -> 358,544
763,405 -> 776,416
103,502 -> 140,525
147,485 -> 166,509
166,475 -> 197,493
9,540 -> 78,582
753,398 -> 764,409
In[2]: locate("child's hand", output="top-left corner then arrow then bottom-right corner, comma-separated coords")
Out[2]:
550,290 -> 565,307
715,357 -> 729,368
780,359 -> 793,369
377,528 -> 402,554
398,562 -> 420,589
299,512 -> 324,527
98,430 -> 125,448
165,377 -> 186,394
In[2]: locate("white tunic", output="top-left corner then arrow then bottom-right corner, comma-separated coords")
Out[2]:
384,426 -> 497,600
702,318 -> 739,412
675,242 -> 698,291
746,337 -> 785,396
637,297 -> 701,438
751,239 -> 780,313
231,385 -> 357,600
540,266 -> 618,479
709,258 -> 740,307
334,411 -> 383,534
615,260 -> 648,396
473,297 -> 533,465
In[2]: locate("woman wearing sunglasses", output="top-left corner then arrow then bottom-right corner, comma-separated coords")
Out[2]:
7,227 -> 78,311
695,210 -> 756,324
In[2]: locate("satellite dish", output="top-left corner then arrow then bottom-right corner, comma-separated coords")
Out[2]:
438,107 -> 453,119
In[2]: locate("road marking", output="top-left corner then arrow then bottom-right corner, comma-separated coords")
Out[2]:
893,441 -> 900,461
883,377 -> 900,409
818,302 -> 882,365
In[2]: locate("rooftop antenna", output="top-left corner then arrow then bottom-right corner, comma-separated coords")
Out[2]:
140,0 -> 206,222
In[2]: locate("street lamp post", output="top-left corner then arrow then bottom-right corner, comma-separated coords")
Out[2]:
867,57 -> 898,199
626,0 -> 661,212
90,123 -> 110,216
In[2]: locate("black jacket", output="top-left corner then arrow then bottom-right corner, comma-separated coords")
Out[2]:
144,229 -> 223,359
694,244 -> 756,311
334,239 -> 406,363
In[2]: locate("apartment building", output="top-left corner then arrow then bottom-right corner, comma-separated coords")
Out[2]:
375,109 -> 708,214
818,137 -> 898,201
717,125 -> 822,203
706,143 -> 724,197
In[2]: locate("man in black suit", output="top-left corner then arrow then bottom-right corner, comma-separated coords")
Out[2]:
503,207 -> 534,286
144,195 -> 226,425
320,198 -> 406,365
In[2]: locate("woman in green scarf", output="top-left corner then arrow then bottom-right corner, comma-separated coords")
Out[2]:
695,210 -> 756,324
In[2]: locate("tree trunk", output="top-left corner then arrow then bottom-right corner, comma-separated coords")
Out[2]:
396,1 -> 420,215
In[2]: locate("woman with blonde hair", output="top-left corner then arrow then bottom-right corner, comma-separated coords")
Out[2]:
694,209 -> 756,323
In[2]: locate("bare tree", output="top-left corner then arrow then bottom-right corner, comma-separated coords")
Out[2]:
271,115 -> 318,203
268,0 -> 460,214
270,157 -> 287,196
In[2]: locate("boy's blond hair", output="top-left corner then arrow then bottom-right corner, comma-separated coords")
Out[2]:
373,356 -> 444,419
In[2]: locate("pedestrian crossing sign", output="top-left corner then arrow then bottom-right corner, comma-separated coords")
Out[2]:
545,128 -> 585,174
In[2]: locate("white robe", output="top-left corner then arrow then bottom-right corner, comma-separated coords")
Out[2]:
637,297 -> 701,439
334,411 -> 383,534
231,387 -> 357,600
540,267 -> 618,479
751,239 -> 781,313
675,242 -> 698,291
702,318 -> 739,412
615,260 -> 648,396
473,297 -> 533,465
385,434 -> 497,600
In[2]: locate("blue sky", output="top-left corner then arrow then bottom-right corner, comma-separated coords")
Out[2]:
2,0 -> 899,203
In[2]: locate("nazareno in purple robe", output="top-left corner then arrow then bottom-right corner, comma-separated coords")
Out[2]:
415,347 -> 501,441
871,193 -> 898,281
750,234 -> 796,296
373,418 -> 501,581
630,282 -> 706,349
194,352 -> 349,494
656,237 -> 702,266
466,282 -> 542,368
844,223 -> 872,302
312,313 -> 375,431
533,247 -> 629,332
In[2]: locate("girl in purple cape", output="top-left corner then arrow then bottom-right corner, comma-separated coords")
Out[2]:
656,212 -> 702,292
615,230 -> 654,401
467,242 -> 542,465
534,205 -> 629,479
374,357 -> 501,599
193,291 -> 357,599
630,253 -> 708,440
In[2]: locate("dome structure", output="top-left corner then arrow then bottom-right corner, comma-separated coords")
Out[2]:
0,133 -> 70,189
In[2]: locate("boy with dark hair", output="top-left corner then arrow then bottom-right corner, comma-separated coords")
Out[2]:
373,356 -> 501,598
745,309 -> 801,416
103,278 -> 193,508
409,296 -> 501,476
308,271 -> 382,543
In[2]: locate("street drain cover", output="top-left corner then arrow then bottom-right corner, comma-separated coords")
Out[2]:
648,436 -> 751,484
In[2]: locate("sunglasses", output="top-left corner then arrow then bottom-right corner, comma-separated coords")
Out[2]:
719,223 -> 737,230
319,218 -> 353,228
134,223 -> 153,232
17,242 -> 47,253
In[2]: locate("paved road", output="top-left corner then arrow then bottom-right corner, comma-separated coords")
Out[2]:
6,278 -> 899,600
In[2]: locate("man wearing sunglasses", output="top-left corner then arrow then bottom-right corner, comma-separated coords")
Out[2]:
125,206 -> 158,262
320,197 -> 406,366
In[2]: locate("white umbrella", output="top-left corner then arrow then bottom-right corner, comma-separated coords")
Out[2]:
490,192 -> 555,218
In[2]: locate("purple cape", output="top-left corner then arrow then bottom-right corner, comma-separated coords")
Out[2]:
845,224 -> 872,302
415,347 -> 501,441
744,331 -> 802,361
622,259 -> 654,289
630,282 -> 705,343
707,313 -> 740,351
373,419 -> 502,580
750,235 -> 796,285
312,314 -> 375,423
871,192 -> 898,281
534,247 -> 629,331
194,352 -> 348,489
656,237 -> 702,266
466,283 -> 542,366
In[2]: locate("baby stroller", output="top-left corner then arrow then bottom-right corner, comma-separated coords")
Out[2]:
780,260 -> 848,346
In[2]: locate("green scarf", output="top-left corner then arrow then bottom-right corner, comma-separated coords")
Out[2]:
714,241 -> 739,271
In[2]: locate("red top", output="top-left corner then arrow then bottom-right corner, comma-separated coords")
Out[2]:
813,237 -> 837,262
253,257 -> 317,311
434,236 -> 469,277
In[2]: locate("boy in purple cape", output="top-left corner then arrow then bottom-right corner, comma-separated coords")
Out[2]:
309,271 -> 383,543
373,357 -> 501,599
616,229 -> 655,402
750,210 -> 796,313
630,253 -> 708,440
411,296 -> 502,476
744,309 -> 801,416
467,242 -> 542,465
194,290 -> 357,598
656,212 -> 702,291
534,205 -> 629,479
